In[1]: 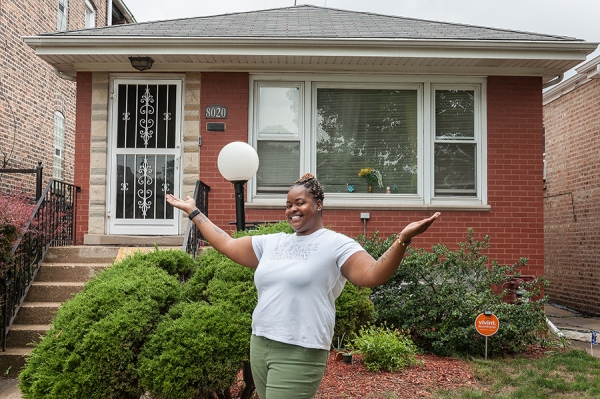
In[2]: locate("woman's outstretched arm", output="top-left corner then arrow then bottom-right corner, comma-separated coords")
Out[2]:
166,194 -> 259,268
341,213 -> 440,287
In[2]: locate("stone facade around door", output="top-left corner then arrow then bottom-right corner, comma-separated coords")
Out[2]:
81,72 -> 200,245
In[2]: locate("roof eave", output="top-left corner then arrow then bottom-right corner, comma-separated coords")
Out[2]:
23,35 -> 598,51
23,36 -> 598,81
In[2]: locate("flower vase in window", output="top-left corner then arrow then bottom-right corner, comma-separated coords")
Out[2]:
358,168 -> 383,193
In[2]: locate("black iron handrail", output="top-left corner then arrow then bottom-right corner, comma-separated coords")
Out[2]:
0,162 -> 43,201
183,180 -> 211,259
1,179 -> 79,350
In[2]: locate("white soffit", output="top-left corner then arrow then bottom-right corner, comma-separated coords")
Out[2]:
24,36 -> 598,81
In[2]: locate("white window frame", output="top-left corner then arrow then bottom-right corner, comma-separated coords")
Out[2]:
85,0 -> 96,28
57,0 -> 68,31
248,74 -> 487,209
429,83 -> 487,207
53,111 -> 65,180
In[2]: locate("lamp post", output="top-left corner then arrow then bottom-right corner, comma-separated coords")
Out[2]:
217,142 -> 259,231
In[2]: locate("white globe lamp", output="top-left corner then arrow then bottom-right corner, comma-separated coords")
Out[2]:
217,142 -> 259,231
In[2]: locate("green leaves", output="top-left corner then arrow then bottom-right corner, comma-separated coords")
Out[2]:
351,324 -> 421,372
369,228 -> 548,357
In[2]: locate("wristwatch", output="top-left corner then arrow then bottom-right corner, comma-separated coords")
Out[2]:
188,209 -> 201,220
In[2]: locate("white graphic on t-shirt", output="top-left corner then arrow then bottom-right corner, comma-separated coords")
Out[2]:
271,243 -> 320,260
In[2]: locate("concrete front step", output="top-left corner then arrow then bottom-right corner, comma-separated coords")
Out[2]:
13,302 -> 62,325
43,246 -> 120,264
0,348 -> 32,378
26,282 -> 85,303
35,263 -> 109,283
6,325 -> 51,348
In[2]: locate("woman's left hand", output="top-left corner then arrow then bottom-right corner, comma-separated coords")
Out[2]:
397,212 -> 441,242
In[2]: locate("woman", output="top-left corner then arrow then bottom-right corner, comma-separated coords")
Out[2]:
166,173 -> 440,399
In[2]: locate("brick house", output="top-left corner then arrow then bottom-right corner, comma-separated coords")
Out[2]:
24,5 -> 597,281
543,55 -> 600,315
0,0 -> 134,193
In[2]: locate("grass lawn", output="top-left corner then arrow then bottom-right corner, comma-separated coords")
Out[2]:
432,349 -> 600,399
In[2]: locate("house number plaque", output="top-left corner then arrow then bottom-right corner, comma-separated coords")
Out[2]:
205,105 -> 227,119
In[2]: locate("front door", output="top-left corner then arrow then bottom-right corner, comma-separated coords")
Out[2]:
108,79 -> 182,235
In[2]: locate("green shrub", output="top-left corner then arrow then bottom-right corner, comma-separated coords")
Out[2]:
370,228 -> 548,357
351,324 -> 421,372
138,302 -> 251,399
355,231 -> 397,260
19,261 -> 183,399
334,283 -> 374,346
120,246 -> 198,281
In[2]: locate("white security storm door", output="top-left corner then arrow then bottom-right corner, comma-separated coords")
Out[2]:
108,80 -> 182,235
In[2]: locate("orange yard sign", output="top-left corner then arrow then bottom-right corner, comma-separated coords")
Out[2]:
475,313 -> 499,337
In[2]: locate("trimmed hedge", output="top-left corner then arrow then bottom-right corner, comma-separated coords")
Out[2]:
19,259 -> 184,399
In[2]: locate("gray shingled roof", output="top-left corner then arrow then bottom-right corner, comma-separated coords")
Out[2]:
42,5 -> 580,42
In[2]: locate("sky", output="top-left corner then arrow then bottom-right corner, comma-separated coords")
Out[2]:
121,0 -> 600,78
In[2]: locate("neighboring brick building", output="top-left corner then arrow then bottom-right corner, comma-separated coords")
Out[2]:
0,0 -> 134,194
543,55 -> 600,315
25,5 -> 597,284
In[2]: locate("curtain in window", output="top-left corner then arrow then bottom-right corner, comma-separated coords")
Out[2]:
316,89 -> 418,194
256,86 -> 301,193
434,90 -> 476,196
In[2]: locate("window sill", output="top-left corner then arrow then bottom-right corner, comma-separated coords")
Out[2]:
246,201 -> 491,212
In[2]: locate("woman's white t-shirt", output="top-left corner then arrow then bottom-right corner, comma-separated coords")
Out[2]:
251,229 -> 364,350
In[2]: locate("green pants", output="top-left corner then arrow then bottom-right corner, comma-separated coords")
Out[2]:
250,335 -> 329,399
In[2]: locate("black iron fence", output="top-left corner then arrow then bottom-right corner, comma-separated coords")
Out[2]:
1,179 -> 79,350
183,180 -> 211,259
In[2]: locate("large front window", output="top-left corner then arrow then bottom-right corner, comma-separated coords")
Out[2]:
316,88 -> 418,194
251,76 -> 485,207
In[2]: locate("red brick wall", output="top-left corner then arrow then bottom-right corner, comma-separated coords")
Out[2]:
543,78 -> 600,315
197,73 -> 545,277
74,72 -> 92,245
0,0 -> 106,195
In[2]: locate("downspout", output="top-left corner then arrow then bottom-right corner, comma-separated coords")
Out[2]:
107,0 -> 112,25
542,73 -> 564,89
547,317 -> 564,338
54,68 -> 76,82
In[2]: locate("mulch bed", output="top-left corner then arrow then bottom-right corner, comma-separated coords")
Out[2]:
314,352 -> 478,398
233,352 -> 480,399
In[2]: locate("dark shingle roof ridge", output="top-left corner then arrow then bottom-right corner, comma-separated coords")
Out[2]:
39,5 -> 303,36
39,4 -> 582,41
302,4 -> 580,41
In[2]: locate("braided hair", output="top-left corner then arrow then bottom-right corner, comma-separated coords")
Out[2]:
292,173 -> 325,203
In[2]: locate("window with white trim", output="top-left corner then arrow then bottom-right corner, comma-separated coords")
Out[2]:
85,0 -> 96,28
250,75 -> 486,207
53,111 -> 65,180
57,0 -> 68,31
433,87 -> 477,197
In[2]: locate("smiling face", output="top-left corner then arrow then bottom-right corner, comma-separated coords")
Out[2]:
285,185 -> 324,236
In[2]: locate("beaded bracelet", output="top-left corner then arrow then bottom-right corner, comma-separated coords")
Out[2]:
396,237 -> 412,247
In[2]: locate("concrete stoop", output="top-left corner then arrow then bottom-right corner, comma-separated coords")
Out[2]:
0,246 -> 128,378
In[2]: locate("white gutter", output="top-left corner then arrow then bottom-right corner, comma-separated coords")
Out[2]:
543,54 -> 600,104
22,36 -> 598,52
